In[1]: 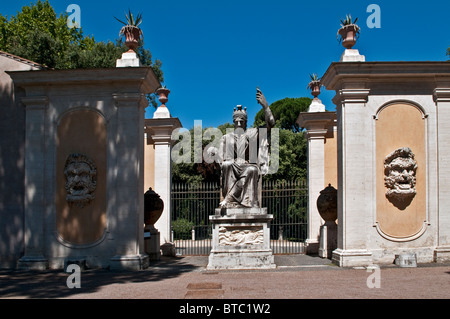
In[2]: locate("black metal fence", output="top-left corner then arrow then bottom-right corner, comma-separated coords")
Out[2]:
171,179 -> 308,255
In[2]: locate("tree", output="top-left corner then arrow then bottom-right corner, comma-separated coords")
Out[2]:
447,47 -> 450,59
253,97 -> 311,132
254,96 -> 310,181
172,123 -> 233,184
0,0 -> 163,83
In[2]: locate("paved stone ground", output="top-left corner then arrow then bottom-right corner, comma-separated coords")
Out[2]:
0,254 -> 449,301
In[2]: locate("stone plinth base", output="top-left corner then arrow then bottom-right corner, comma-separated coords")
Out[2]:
434,246 -> 450,263
17,256 -> 49,270
207,208 -> 276,270
332,249 -> 373,267
116,51 -> 142,67
340,49 -> 365,62
318,221 -> 337,259
144,225 -> 161,261
110,254 -> 149,271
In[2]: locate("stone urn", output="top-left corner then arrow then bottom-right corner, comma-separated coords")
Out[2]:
309,82 -> 321,98
316,184 -> 337,222
338,24 -> 359,49
122,26 -> 142,51
156,87 -> 170,105
144,187 -> 164,226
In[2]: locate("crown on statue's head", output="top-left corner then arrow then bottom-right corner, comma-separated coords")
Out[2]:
233,105 -> 247,121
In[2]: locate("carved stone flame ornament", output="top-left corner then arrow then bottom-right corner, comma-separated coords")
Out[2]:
64,153 -> 97,208
384,147 -> 417,209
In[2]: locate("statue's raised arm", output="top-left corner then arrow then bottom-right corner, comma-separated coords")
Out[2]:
256,87 -> 275,130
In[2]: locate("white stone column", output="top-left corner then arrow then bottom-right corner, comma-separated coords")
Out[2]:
110,92 -> 149,270
434,88 -> 450,262
17,96 -> 49,269
331,88 -> 373,267
145,103 -> 181,245
306,129 -> 326,253
297,102 -> 335,254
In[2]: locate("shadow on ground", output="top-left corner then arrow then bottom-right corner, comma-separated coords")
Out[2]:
0,256 -> 201,298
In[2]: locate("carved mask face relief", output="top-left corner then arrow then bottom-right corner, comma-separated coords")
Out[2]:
384,147 -> 417,208
64,153 -> 97,207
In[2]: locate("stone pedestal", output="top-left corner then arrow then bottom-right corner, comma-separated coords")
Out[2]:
207,208 -> 276,270
340,49 -> 365,62
144,225 -> 161,261
318,221 -> 337,259
110,254 -> 149,271
116,51 -> 142,67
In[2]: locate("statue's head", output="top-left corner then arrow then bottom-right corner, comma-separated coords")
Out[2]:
233,105 -> 247,131
64,153 -> 97,207
384,147 -> 417,204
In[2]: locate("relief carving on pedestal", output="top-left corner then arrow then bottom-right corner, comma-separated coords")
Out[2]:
64,153 -> 97,208
384,147 -> 417,210
218,226 -> 264,246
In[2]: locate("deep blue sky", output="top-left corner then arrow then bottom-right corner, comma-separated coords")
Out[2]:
2,0 -> 449,129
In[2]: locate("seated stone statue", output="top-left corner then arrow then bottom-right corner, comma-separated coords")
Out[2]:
209,88 -> 275,208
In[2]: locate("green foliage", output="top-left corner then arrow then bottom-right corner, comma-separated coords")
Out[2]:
307,73 -> 322,90
115,9 -> 143,27
337,14 -> 361,43
172,218 -> 195,239
0,0 -> 85,68
253,97 -> 311,132
447,47 -> 450,59
172,125 -> 223,184
0,0 -> 163,86
340,14 -> 358,27
263,129 -> 307,182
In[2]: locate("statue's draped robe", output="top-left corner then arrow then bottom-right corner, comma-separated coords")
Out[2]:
219,127 -> 270,208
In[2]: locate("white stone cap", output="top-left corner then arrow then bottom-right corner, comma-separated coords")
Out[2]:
308,98 -> 326,112
340,49 -> 365,62
116,51 -> 142,67
153,105 -> 171,119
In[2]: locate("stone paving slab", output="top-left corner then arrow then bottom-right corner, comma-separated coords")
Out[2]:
0,254 -> 449,301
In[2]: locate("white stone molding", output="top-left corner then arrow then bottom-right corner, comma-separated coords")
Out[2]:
332,88 -> 370,106
374,220 -> 429,242
54,228 -> 108,249
433,88 -> 450,103
373,100 -> 428,120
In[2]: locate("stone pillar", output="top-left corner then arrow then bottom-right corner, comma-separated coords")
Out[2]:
17,96 -> 49,270
297,101 -> 335,254
331,88 -> 373,267
434,87 -> 450,262
145,89 -> 181,245
109,92 -> 149,270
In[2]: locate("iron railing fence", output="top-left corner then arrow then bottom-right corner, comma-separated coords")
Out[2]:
171,179 -> 308,255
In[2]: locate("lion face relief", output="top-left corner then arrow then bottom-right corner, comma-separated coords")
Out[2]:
384,147 -> 417,207
64,153 -> 97,207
